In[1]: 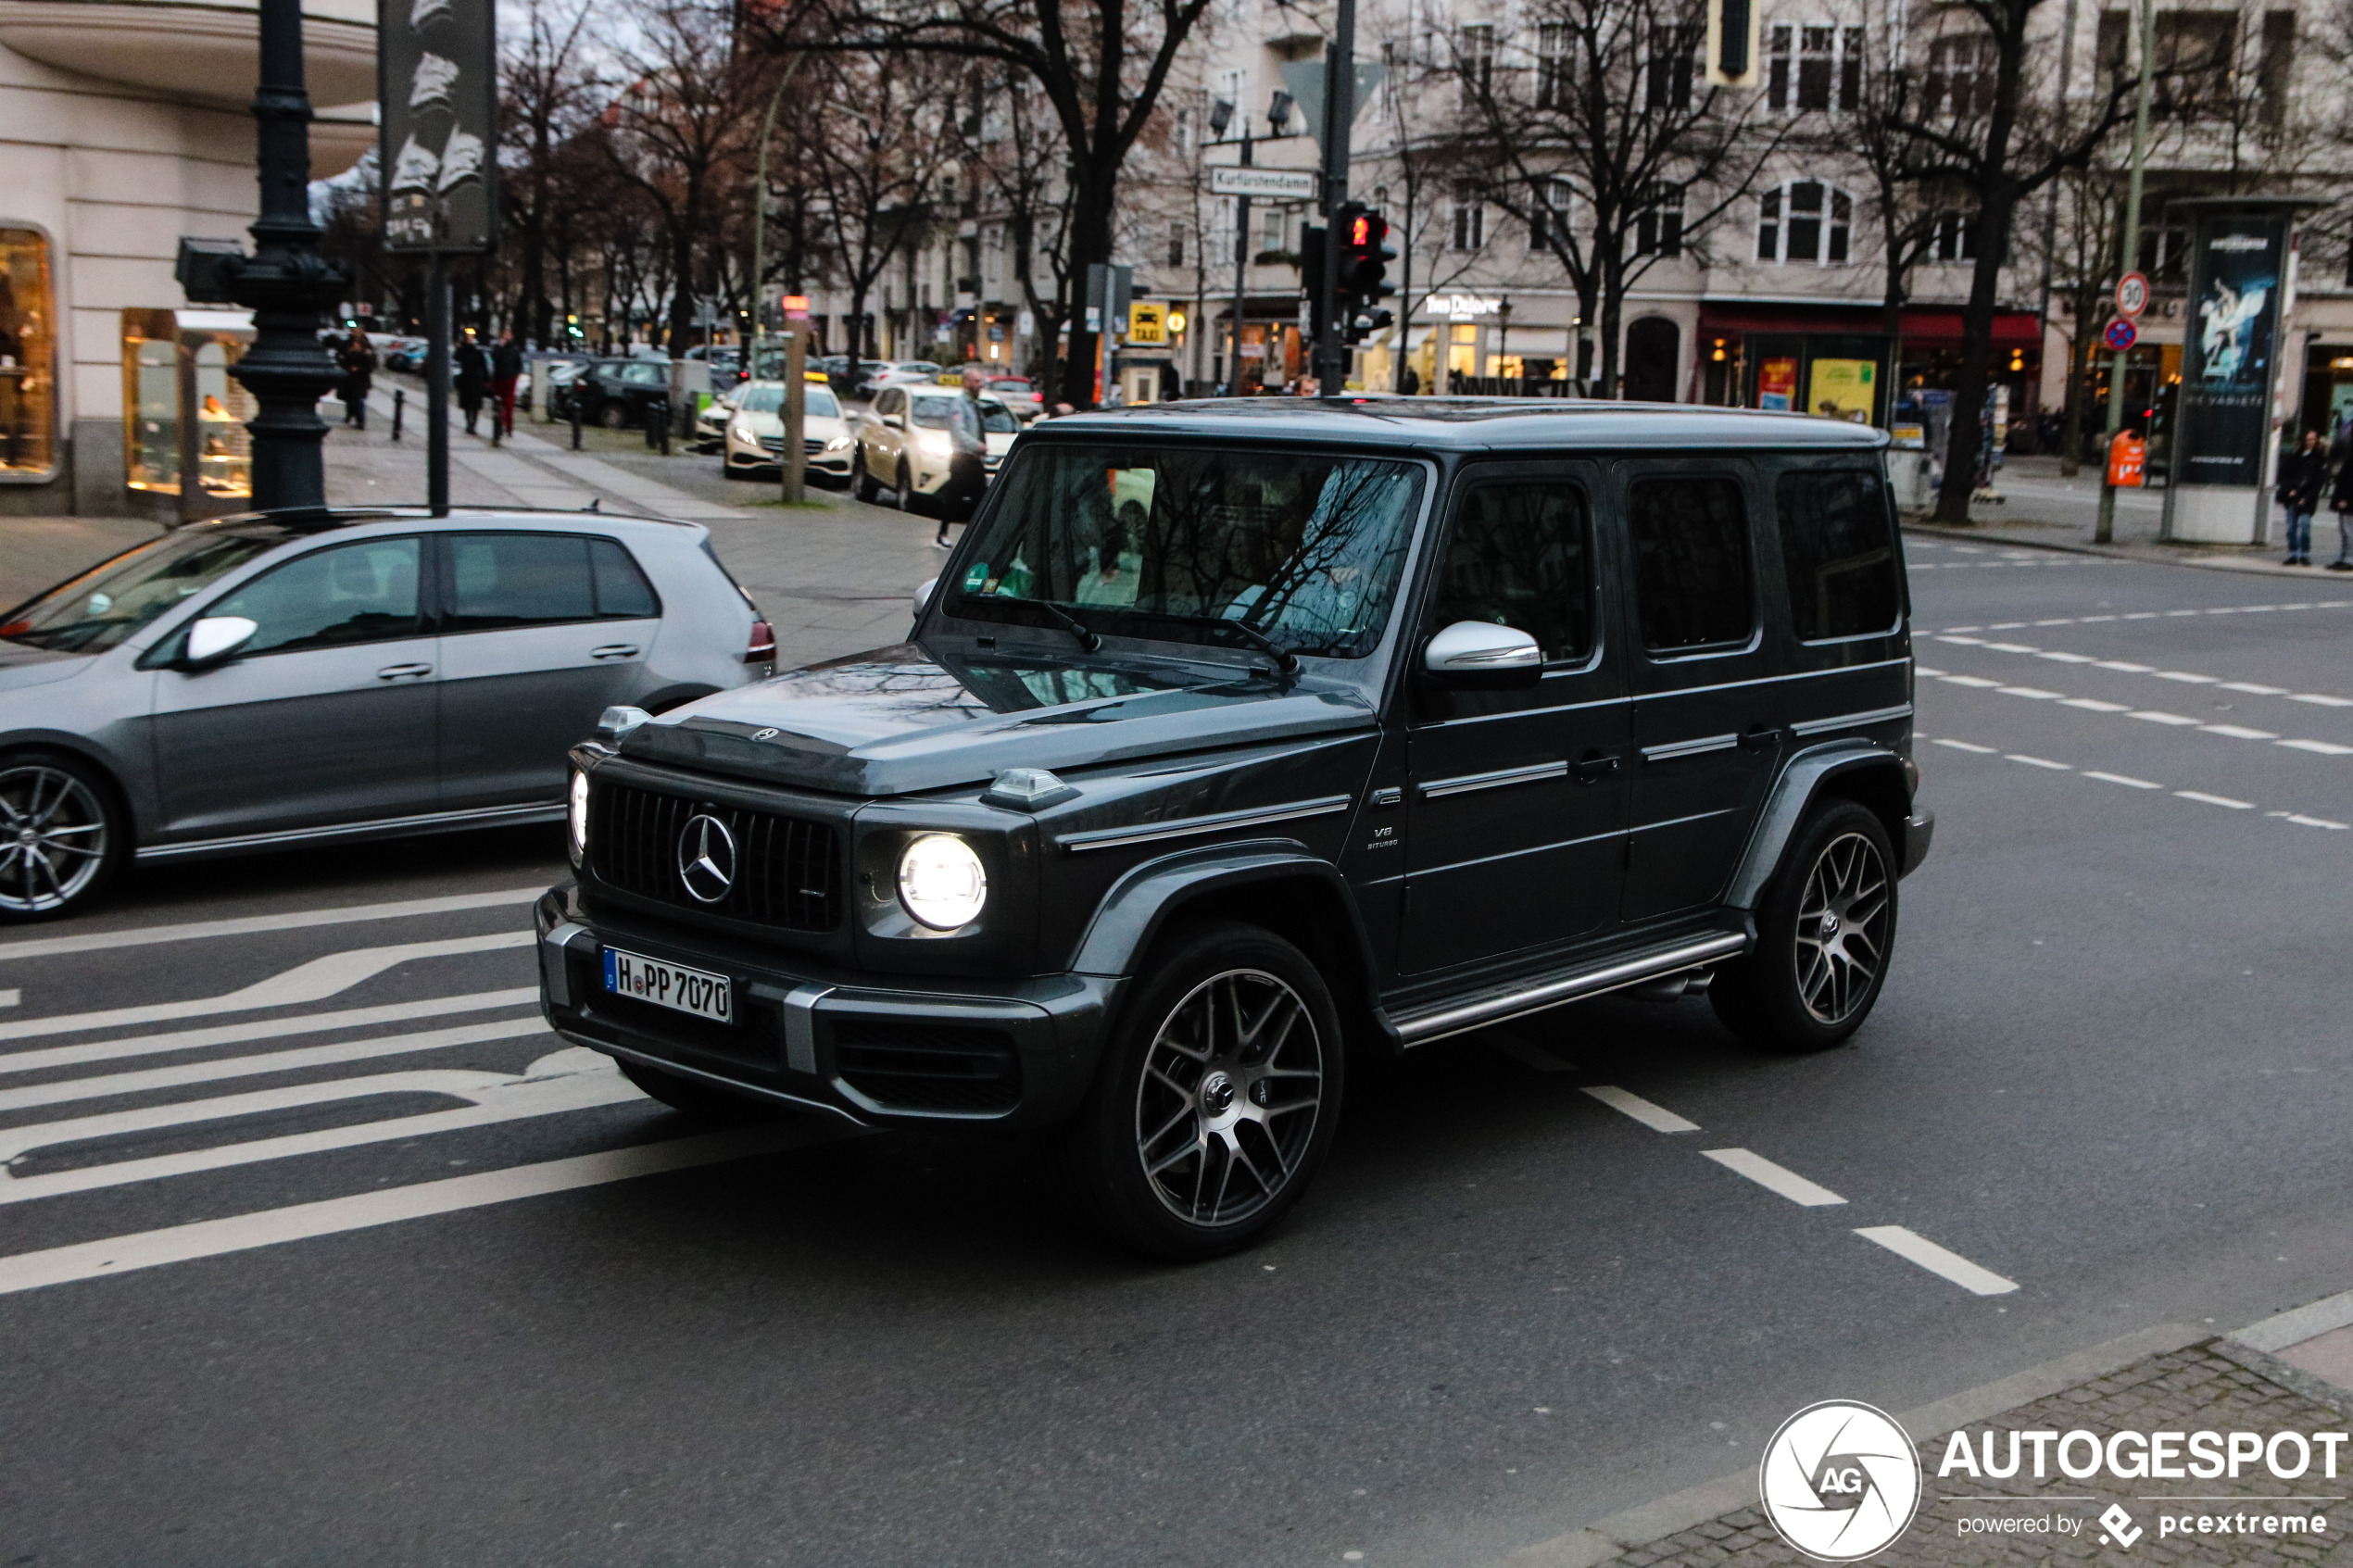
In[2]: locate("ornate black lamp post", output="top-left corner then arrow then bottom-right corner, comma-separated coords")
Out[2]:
221,0 -> 347,511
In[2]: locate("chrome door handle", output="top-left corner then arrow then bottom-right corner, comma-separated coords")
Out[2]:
1571,750 -> 1620,783
375,663 -> 433,680
590,644 -> 640,660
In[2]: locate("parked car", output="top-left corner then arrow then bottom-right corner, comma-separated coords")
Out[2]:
983,375 -> 1047,423
371,334 -> 429,372
852,360 -> 941,399
722,380 -> 853,484
0,508 -> 774,921
693,383 -> 742,452
686,345 -> 743,393
851,385 -> 1019,509
561,358 -> 674,428
538,400 -> 1931,1258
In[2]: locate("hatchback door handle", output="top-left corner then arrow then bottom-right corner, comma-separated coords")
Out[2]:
1571,750 -> 1620,783
375,663 -> 433,680
590,644 -> 640,660
1737,725 -> 1781,751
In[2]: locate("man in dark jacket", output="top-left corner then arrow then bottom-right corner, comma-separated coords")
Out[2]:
2277,427 -> 2330,566
455,331 -> 489,435
336,331 -> 376,429
490,329 -> 523,442
934,364 -> 990,548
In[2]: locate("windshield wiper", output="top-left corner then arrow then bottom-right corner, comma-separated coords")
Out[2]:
975,594 -> 1100,653
1120,609 -> 1301,675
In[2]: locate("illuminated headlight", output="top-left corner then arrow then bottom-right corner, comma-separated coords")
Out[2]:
896,833 -> 987,930
568,769 -> 590,862
731,420 -> 754,441
824,433 -> 851,451
917,429 -> 951,456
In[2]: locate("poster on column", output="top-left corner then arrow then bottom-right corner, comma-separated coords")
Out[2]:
2175,212 -> 2285,486
379,0 -> 499,253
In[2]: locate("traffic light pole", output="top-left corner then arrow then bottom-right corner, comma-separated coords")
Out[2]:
1311,0 -> 1354,395
1227,124 -> 1252,396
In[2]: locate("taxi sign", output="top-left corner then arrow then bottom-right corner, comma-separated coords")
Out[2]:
2102,317 -> 2139,352
1127,302 -> 1168,345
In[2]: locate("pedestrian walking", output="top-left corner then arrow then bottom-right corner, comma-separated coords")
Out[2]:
2277,427 -> 2329,566
454,330 -> 489,436
2329,438 -> 2353,571
490,328 -> 523,441
336,330 -> 376,429
934,365 -> 990,549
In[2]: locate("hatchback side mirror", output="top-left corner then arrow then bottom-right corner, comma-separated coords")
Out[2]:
182,615 -> 258,668
1423,620 -> 1541,686
913,576 -> 937,618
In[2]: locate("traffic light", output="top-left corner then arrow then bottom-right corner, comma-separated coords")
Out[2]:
1334,202 -> 1397,345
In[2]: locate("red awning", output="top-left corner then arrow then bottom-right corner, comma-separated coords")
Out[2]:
1695,302 -> 2041,348
1898,309 -> 2042,347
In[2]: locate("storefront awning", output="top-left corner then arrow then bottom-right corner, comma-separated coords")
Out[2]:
1696,302 -> 2040,347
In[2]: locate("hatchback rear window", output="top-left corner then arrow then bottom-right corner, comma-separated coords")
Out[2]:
444,533 -> 660,630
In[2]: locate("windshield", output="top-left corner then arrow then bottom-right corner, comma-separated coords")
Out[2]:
737,383 -> 841,417
950,445 -> 1425,660
0,525 -> 287,654
910,396 -> 956,430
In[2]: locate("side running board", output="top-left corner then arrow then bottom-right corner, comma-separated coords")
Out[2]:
1387,931 -> 1750,1047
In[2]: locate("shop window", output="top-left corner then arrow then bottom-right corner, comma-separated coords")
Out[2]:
1756,182 -> 1852,265
121,309 -> 255,505
0,228 -> 57,480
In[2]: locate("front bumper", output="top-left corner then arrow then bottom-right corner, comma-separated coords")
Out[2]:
535,885 -> 1117,1131
1901,809 -> 1935,877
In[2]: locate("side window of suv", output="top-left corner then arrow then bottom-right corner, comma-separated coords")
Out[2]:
1777,469 -> 1901,641
209,537 -> 422,655
1628,476 -> 1754,654
1428,483 -> 1595,664
443,533 -> 661,631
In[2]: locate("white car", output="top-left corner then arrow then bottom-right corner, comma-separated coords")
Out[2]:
722,380 -> 853,484
851,385 -> 1019,510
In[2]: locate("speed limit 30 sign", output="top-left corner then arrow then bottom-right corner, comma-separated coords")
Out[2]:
2115,271 -> 2150,318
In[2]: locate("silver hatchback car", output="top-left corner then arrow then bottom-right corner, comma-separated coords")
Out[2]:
0,508 -> 774,921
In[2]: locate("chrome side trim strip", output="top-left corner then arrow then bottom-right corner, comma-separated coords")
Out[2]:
1642,733 -> 1739,763
1791,703 -> 1914,737
1056,795 -> 1353,853
1420,760 -> 1567,799
137,801 -> 566,861
1641,656 -> 1911,702
781,985 -> 832,1075
1393,932 -> 1749,1047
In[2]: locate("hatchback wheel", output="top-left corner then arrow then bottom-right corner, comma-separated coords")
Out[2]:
0,753 -> 125,922
1711,800 -> 1896,1052
854,447 -> 881,503
896,460 -> 923,514
1070,921 -> 1341,1260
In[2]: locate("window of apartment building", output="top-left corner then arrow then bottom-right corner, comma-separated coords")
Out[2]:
1453,182 -> 1486,250
0,228 -> 57,480
2259,10 -> 2295,131
1924,34 -> 1999,118
1645,23 -> 1701,110
1768,23 -> 1867,111
1458,23 -> 1496,109
2154,10 -> 2235,118
1536,22 -> 1569,109
2137,219 -> 2190,282
1636,182 -> 1685,257
1263,205 -> 1289,255
1530,178 -> 1575,251
1930,210 -> 1978,263
1168,221 -> 1186,269
1756,181 -> 1852,264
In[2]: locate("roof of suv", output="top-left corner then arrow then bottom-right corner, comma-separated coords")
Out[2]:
1035,397 -> 1890,452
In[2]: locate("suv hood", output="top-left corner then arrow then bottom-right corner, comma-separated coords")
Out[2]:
620,643 -> 1377,797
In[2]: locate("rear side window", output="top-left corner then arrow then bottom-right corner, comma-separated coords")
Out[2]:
1428,483 -> 1595,664
214,537 -> 422,655
1628,476 -> 1754,653
1777,469 -> 1901,640
445,533 -> 660,630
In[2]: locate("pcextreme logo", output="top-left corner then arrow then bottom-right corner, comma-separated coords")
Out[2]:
1758,1400 -> 1923,1561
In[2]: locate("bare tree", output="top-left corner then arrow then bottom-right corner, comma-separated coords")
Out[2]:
500,0 -> 598,345
956,64 -> 1080,391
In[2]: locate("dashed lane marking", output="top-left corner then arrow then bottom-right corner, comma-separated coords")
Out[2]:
2083,771 -> 2161,789
0,989 -> 537,1077
2175,790 -> 2256,810
0,934 -> 532,1043
1927,633 -> 2353,709
1856,1225 -> 2020,1296
1579,1085 -> 1700,1133
0,1123 -> 818,1297
1924,738 -> 2348,830
1932,600 -> 2351,634
0,888 -> 547,963
1702,1148 -> 1847,1207
1922,668 -> 2351,756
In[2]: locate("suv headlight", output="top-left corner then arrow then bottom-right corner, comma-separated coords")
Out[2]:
897,833 -> 987,930
568,769 -> 590,863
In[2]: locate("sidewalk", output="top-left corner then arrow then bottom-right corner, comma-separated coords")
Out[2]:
1912,455 -> 2331,581
1504,1295 -> 2353,1566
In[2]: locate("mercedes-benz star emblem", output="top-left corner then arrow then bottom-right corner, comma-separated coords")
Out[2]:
675,813 -> 738,903
752,727 -> 780,741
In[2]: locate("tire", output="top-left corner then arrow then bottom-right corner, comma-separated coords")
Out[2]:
1711,800 -> 1897,1053
616,1056 -> 777,1120
1069,920 -> 1343,1260
896,461 -> 924,515
597,400 -> 629,430
0,751 -> 128,922
854,447 -> 881,503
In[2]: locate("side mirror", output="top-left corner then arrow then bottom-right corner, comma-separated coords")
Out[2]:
887,414 -> 906,431
182,615 -> 258,668
913,576 -> 937,618
1423,620 -> 1541,686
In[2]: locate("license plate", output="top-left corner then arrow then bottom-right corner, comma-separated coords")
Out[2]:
603,947 -> 733,1024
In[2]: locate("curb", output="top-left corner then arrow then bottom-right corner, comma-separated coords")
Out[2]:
2215,1285 -> 2353,1421
1500,1322 -> 2208,1568
1902,520 -> 2311,579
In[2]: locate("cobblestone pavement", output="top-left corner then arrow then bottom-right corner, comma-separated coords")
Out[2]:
1530,1344 -> 2353,1568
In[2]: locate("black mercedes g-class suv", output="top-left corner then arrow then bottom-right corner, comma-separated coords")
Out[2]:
537,398 -> 1931,1258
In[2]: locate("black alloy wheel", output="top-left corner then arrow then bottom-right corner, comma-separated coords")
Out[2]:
0,752 -> 126,922
1071,921 -> 1342,1260
1711,800 -> 1897,1052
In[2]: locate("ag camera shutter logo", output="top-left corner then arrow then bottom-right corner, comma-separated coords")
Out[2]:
1759,1400 -> 1923,1561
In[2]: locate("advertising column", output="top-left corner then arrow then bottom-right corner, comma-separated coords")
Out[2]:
2165,208 -> 2287,543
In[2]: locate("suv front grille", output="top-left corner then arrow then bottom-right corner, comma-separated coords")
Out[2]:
833,1022 -> 1021,1113
591,781 -> 840,931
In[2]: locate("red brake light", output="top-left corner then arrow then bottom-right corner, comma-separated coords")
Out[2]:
746,619 -> 775,664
